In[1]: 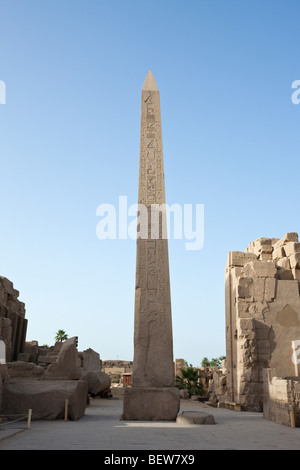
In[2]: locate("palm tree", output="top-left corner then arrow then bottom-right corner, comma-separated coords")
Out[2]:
210,357 -> 225,368
201,355 -> 226,367
55,329 -> 68,342
175,365 -> 204,397
201,357 -> 211,367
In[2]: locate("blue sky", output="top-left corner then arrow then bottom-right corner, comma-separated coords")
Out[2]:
0,0 -> 299,366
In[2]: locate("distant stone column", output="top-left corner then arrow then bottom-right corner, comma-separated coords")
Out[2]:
122,71 -> 180,421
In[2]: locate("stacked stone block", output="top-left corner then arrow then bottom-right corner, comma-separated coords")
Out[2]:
0,276 -> 27,362
263,368 -> 300,427
225,233 -> 300,412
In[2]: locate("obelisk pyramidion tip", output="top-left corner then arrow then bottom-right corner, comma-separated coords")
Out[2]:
142,70 -> 159,91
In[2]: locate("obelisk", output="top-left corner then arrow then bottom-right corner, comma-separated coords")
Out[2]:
122,70 -> 180,421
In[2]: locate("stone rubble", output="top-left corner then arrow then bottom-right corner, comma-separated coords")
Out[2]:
0,279 -> 111,421
0,276 -> 27,362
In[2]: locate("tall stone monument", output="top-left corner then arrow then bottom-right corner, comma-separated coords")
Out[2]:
122,70 -> 180,420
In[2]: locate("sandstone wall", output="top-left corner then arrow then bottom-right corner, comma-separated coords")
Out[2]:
102,360 -> 133,370
263,368 -> 300,426
225,233 -> 300,411
0,277 -> 27,362
102,360 -> 133,381
0,364 -> 8,414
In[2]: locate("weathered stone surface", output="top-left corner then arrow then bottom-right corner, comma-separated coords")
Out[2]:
248,238 -> 273,257
277,304 -> 300,327
284,242 -> 300,258
2,380 -> 88,420
38,355 -> 57,365
0,276 -> 27,362
123,71 -> 177,421
242,260 -> 277,278
78,348 -> 102,372
289,253 -> 300,269
17,352 -> 32,362
277,257 -> 290,269
179,389 -> 190,399
123,387 -> 180,421
277,268 -> 294,280
292,268 -> 300,280
81,370 -> 111,396
273,233 -> 298,250
264,278 -> 276,302
237,276 -> 253,299
272,246 -> 286,260
45,337 -> 81,380
226,251 -> 257,268
207,368 -> 227,408
0,364 -> 8,414
263,369 -> 300,427
225,232 -> 300,414
260,253 -> 272,261
252,277 -> 266,301
276,280 -> 299,302
0,340 -> 5,364
176,410 -> 215,425
7,361 -> 45,381
132,70 -> 174,390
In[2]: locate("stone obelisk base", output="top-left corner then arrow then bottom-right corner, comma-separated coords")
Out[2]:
122,387 -> 180,421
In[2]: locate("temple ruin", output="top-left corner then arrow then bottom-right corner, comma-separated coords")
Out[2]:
0,276 -> 27,362
224,232 -> 300,426
0,276 -> 111,421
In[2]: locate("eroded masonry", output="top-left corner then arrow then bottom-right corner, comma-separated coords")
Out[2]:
0,275 -> 111,420
224,232 -> 300,425
0,277 -> 27,362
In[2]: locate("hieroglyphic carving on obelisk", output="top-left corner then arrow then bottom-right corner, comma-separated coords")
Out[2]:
123,70 -> 180,421
133,70 -> 174,388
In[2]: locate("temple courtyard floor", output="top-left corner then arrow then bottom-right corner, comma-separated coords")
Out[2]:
0,397 -> 299,451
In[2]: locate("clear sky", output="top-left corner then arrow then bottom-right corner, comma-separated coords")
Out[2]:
0,0 -> 299,366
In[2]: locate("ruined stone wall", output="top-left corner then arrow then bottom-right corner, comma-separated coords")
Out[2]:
11,341 -> 103,380
207,366 -> 227,407
102,360 -> 133,369
0,277 -> 27,362
225,233 -> 300,411
174,358 -> 185,378
102,360 -> 132,375
0,364 -> 8,414
263,368 -> 300,427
